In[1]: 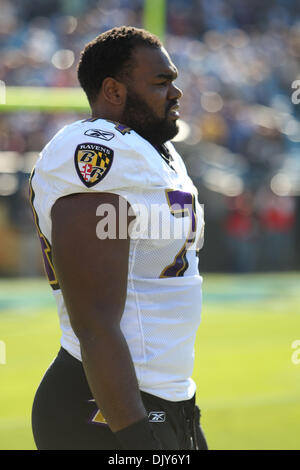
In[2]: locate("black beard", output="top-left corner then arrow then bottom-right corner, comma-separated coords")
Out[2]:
120,88 -> 179,146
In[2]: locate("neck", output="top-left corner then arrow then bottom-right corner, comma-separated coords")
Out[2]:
91,104 -> 123,123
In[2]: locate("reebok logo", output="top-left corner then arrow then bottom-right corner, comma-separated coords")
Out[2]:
148,411 -> 166,423
84,129 -> 115,141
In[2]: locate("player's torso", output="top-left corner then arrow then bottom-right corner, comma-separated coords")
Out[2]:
30,119 -> 204,400
31,118 -> 204,286
126,148 -> 203,281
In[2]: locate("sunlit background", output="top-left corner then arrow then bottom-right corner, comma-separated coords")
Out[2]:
0,0 -> 300,451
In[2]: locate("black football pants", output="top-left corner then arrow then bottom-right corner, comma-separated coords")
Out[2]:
32,347 -> 208,450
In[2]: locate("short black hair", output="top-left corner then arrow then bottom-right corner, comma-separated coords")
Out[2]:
77,26 -> 162,105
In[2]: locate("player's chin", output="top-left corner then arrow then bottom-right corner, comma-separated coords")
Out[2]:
166,114 -> 179,126
158,118 -> 179,143
165,123 -> 180,142
169,119 -> 180,134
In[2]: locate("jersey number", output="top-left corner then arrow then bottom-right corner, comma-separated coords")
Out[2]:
29,172 -> 60,290
160,190 -> 197,278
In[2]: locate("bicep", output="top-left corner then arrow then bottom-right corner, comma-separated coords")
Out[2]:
51,192 -> 133,336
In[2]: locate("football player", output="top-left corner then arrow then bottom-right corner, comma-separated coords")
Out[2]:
30,26 -> 207,450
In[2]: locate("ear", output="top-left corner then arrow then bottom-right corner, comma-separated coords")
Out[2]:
102,77 -> 127,106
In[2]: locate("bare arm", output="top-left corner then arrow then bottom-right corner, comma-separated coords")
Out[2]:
51,192 -> 147,433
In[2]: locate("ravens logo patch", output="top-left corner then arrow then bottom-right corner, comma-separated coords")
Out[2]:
74,142 -> 114,187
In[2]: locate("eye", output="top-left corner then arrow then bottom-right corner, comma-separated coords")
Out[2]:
155,81 -> 169,87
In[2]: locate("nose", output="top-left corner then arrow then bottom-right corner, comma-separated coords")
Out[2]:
168,82 -> 183,101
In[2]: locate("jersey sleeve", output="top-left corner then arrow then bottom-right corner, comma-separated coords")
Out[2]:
32,120 -> 155,231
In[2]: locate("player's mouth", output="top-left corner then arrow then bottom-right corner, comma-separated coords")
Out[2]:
168,103 -> 180,119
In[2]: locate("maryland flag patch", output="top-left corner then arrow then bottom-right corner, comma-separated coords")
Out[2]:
75,142 -> 114,187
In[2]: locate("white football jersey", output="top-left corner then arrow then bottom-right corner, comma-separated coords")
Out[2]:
30,118 -> 204,402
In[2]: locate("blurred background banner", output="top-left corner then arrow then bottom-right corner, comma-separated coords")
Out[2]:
0,0 -> 300,451
144,0 -> 166,40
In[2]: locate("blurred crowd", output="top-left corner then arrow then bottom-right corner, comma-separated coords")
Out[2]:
0,0 -> 299,275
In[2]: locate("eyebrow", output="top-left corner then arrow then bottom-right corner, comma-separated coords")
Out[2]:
155,70 -> 178,80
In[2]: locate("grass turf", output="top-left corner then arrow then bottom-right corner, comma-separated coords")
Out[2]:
0,274 -> 300,450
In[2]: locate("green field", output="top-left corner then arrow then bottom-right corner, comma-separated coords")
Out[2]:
1,273 -> 300,450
